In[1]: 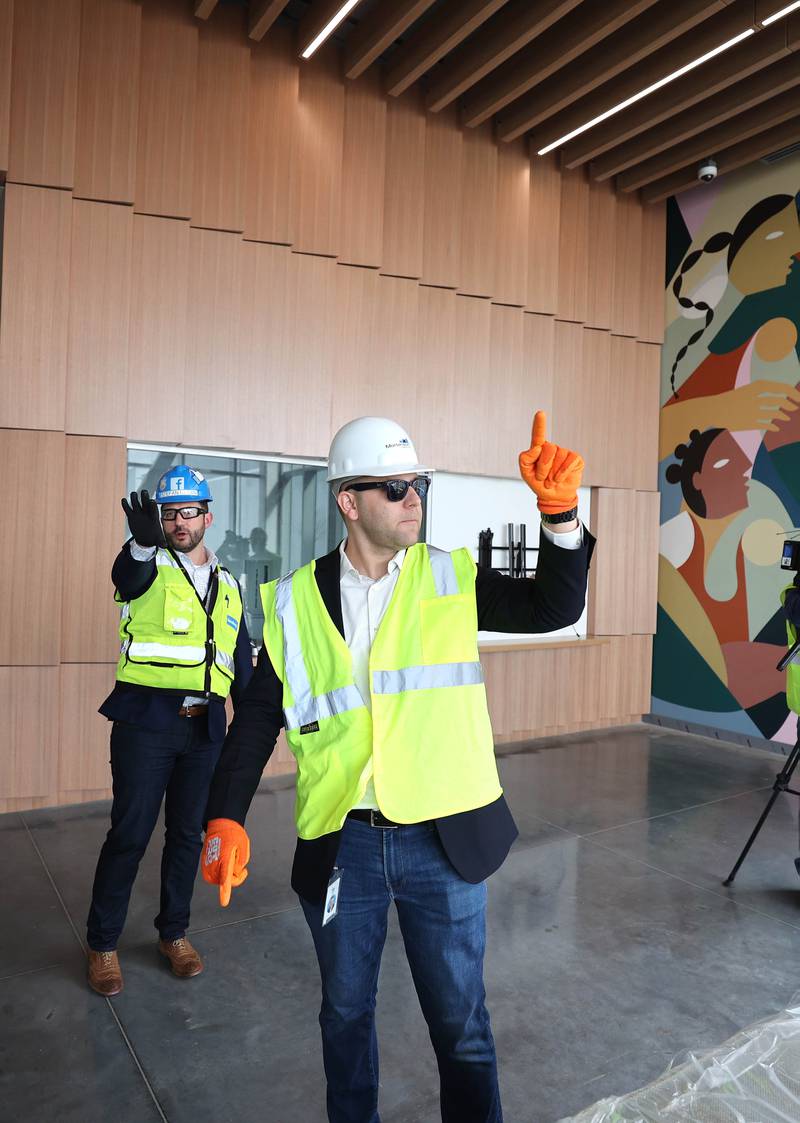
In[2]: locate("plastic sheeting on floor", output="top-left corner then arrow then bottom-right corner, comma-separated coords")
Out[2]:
559,996 -> 800,1122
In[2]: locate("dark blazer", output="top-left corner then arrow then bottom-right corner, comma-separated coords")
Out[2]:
206,530 -> 595,903
99,540 -> 254,743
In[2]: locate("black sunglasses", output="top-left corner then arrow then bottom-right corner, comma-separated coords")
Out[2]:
345,477 -> 431,503
161,506 -> 206,522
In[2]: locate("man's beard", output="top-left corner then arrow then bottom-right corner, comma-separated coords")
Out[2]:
166,525 -> 205,553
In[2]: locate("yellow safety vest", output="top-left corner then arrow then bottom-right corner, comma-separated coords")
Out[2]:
781,585 -> 800,714
261,543 -> 502,839
117,548 -> 243,701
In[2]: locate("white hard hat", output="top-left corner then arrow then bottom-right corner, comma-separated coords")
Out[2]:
327,417 -> 432,483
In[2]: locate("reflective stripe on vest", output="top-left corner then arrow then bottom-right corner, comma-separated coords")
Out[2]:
127,641 -> 206,663
428,547 -> 458,596
373,661 -> 483,695
215,647 -> 235,675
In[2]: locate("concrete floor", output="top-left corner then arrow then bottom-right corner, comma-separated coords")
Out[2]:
3,724 -> 800,1123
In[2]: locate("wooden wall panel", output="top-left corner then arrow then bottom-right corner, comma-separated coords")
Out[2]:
447,295 -> 491,473
632,490 -> 660,634
639,201 -> 666,343
493,138 -> 529,308
458,124 -> 496,299
135,0 -> 198,219
8,0 -> 80,188
127,214 -> 190,443
550,319 -> 587,474
611,191 -> 643,338
58,664 -> 115,795
61,437 -> 126,663
340,68 -> 386,268
422,104 -> 462,289
184,228 -> 243,447
556,165 -> 589,323
523,312 -> 555,432
483,304 -> 527,477
283,252 -> 337,456
291,42 -> 345,257
381,86 -> 426,279
0,429 -> 65,665
74,0 -> 141,204
245,23 -> 298,245
0,184 -> 72,431
0,0 -> 12,173
589,487 -> 635,635
414,286 -> 457,467
556,325 -> 612,487
632,341 -> 661,490
527,151 -> 560,314
66,200 -> 132,436
0,668 -> 59,801
192,4 -> 249,233
586,177 -> 616,330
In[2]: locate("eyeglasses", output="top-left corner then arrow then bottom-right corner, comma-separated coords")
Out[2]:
160,506 -> 206,522
345,477 -> 431,502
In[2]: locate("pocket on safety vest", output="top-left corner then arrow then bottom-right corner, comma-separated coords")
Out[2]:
419,594 -> 475,664
163,587 -> 195,634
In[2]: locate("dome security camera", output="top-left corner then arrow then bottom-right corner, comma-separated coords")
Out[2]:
697,158 -> 718,183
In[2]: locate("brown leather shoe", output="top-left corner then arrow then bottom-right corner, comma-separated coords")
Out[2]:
158,936 -> 204,978
87,949 -> 124,996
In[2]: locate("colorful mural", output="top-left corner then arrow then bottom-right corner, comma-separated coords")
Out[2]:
653,155 -> 800,745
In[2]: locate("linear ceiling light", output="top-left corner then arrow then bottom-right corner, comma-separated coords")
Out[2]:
301,0 -> 364,59
537,28 -> 755,155
761,2 -> 800,24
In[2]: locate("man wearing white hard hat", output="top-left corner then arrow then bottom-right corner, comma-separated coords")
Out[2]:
203,415 -> 593,1122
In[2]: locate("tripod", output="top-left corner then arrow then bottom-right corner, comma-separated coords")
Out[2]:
723,737 -> 800,885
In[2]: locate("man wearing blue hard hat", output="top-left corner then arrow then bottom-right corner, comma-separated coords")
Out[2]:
85,466 -> 253,996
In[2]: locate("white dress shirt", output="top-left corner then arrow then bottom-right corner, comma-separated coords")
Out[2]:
342,523 -> 582,810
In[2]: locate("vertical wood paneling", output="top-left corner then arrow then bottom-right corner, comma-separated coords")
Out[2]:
639,201 -> 666,343
523,312 -> 555,430
184,228 -> 243,447
422,104 -> 462,289
611,190 -> 643,337
291,42 -> 345,257
135,0 -> 198,219
589,487 -> 635,635
381,86 -> 425,279
632,490 -> 660,634
556,165 -> 589,323
0,429 -> 65,665
563,326 -> 612,486
484,304 -> 526,476
0,668 -> 59,800
0,0 -> 13,173
127,214 -> 190,443
0,184 -> 72,430
245,23 -> 298,245
527,151 -> 560,314
633,341 -> 661,490
448,295 -> 491,473
458,123 -> 496,299
61,436 -> 127,662
192,4 -> 249,233
66,200 -> 133,436
414,286 -> 457,466
493,138 -> 529,308
340,68 -> 386,267
283,252 -> 337,456
550,319 -> 586,474
8,0 -> 80,187
74,0 -> 142,204
585,177 -> 616,330
59,664 -> 115,794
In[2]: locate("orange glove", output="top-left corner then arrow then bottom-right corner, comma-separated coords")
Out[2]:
201,818 -> 250,907
518,411 -> 584,515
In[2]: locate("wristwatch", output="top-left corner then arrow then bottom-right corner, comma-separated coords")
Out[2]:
541,506 -> 578,524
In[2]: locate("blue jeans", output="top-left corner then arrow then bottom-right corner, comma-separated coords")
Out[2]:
87,717 -> 222,950
300,818 -> 502,1123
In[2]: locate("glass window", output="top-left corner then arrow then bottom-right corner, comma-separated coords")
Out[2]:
126,445 -> 341,646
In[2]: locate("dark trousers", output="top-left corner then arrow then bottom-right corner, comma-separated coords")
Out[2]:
300,818 -> 502,1123
86,717 -> 222,951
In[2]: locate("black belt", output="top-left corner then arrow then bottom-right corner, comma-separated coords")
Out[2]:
347,809 -> 430,829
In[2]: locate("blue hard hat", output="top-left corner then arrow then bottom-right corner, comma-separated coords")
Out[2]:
154,466 -> 213,503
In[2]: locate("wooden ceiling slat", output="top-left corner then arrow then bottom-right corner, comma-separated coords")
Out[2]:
641,115 -> 800,202
619,86 -> 800,191
195,0 -> 219,18
384,0 -> 508,97
519,1 -> 755,151
249,0 -> 287,42
592,50 -> 800,181
496,0 -> 730,143
345,0 -> 437,79
425,0 -> 583,115
561,23 -> 788,168
459,0 -> 658,127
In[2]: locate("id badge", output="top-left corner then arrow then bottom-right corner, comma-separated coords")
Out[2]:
322,868 -> 342,927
